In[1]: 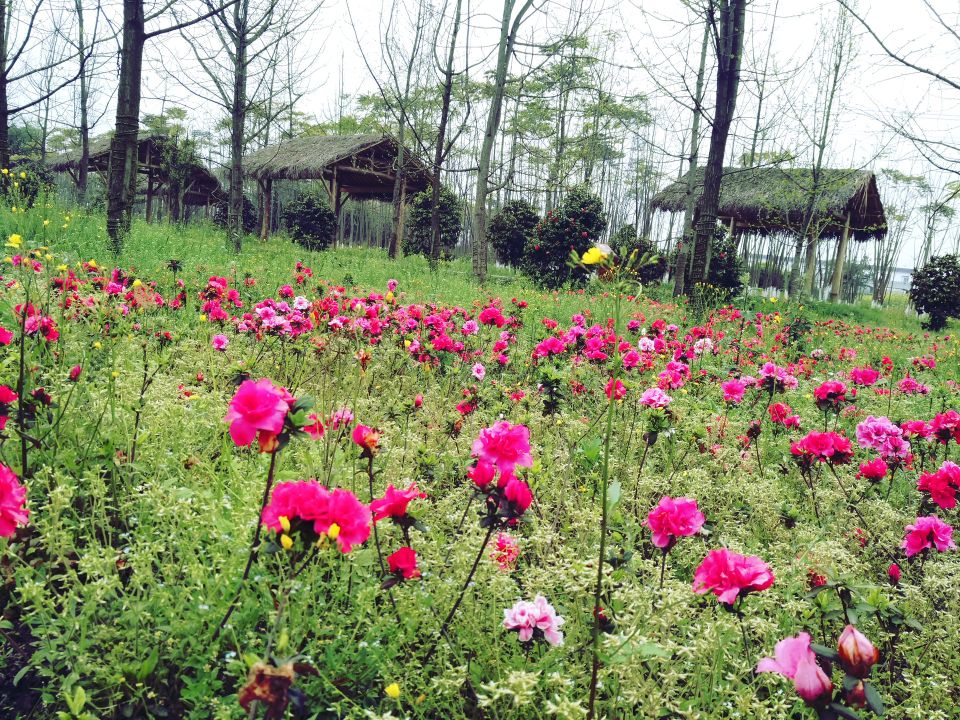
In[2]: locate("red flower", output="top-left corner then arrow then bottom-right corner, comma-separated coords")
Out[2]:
370,483 -> 427,523
0,464 -> 28,537
352,424 -> 382,457
387,546 -> 420,579
605,378 -> 626,400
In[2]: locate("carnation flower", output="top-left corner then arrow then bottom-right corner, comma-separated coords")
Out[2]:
0,464 -> 28,536
692,548 -> 774,605
503,595 -> 564,646
224,378 -> 290,448
370,483 -> 427,523
644,496 -> 705,550
471,421 -> 532,474
387,546 -> 420,579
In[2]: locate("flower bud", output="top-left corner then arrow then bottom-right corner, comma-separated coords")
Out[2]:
327,523 -> 341,540
280,534 -> 293,550
837,625 -> 880,678
278,515 -> 291,533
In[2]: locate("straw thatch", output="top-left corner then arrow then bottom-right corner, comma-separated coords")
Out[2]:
243,133 -> 432,200
650,166 -> 887,241
47,133 -> 226,206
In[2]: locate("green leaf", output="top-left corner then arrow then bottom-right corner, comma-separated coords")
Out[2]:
137,649 -> 159,682
811,643 -> 839,661
606,480 -> 621,511
863,683 -> 885,716
829,702 -> 862,720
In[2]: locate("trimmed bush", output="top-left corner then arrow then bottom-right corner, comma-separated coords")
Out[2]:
523,185 -> 607,288
909,254 -> 960,330
489,199 -> 539,268
282,193 -> 337,251
402,186 -> 464,259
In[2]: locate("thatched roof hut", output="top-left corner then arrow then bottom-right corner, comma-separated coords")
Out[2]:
243,133 -> 433,241
48,133 -> 225,209
243,133 -> 432,198
649,166 -> 887,241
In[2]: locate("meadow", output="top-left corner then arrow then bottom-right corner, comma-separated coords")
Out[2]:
0,201 -> 958,720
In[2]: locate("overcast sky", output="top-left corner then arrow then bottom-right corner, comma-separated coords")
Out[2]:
130,0 -> 959,264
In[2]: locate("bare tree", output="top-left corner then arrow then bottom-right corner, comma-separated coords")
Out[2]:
471,0 -> 539,282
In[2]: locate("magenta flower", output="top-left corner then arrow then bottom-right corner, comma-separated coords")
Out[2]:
502,595 -> 564,646
211,334 -> 229,351
757,631 -> 833,705
692,548 -> 774,605
902,516 -> 956,557
224,378 -> 290,448
639,387 -> 672,409
0,464 -> 28,537
645,496 -> 705,549
837,625 -> 880,678
471,421 -> 532,474
721,379 -> 746,403
605,378 -> 626,400
370,483 -> 427,522
917,461 -> 960,509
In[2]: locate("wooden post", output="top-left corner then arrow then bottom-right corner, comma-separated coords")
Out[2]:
396,179 -> 408,251
331,168 -> 340,249
828,213 -> 852,303
145,168 -> 154,222
260,178 -> 273,242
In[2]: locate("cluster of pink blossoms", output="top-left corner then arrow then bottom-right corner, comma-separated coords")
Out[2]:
502,595 -> 564,646
261,480 -> 371,553
0,464 -> 28,537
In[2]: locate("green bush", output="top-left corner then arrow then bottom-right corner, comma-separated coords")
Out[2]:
610,224 -> 665,285
213,195 -> 258,234
489,199 -> 539,267
707,230 -> 744,297
523,185 -> 607,288
402,186 -> 464,259
282,192 -> 337,251
909,254 -> 960,330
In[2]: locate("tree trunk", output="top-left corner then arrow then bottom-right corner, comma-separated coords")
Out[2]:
227,2 -> 248,253
0,0 -> 9,169
471,0 -> 533,282
673,20 -> 710,297
389,125 -> 406,259
429,0 -> 463,267
828,213 -> 851,302
106,0 -> 146,253
689,0 -> 747,286
77,0 -> 90,203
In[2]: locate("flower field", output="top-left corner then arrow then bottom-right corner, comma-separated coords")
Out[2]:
1,212 -> 959,720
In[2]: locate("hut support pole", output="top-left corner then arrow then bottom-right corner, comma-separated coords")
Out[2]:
260,179 -> 273,242
828,213 -> 851,303
331,169 -> 340,249
145,168 -> 154,223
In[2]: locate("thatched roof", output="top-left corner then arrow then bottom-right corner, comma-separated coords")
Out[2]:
243,133 -> 433,200
47,133 -> 226,206
650,166 -> 887,241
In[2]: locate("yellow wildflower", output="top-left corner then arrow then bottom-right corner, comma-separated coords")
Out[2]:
280,534 -> 293,550
327,523 -> 341,540
385,683 -> 401,699
6,234 -> 21,248
581,246 -> 608,265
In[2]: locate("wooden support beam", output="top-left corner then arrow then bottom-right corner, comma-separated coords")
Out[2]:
828,213 -> 852,303
260,179 -> 273,242
145,168 -> 154,223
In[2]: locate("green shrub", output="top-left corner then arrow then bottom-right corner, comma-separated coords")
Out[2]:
282,192 -> 337,251
610,224 -> 665,285
707,230 -> 744,297
523,185 -> 607,288
489,199 -> 539,267
909,254 -> 960,330
402,186 -> 464,259
213,195 -> 258,234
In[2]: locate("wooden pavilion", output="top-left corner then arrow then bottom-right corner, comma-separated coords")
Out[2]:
649,166 -> 888,301
242,133 -> 433,243
49,133 -> 226,221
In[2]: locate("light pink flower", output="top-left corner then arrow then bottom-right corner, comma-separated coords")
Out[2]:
503,595 -> 564,646
757,631 -> 833,705
639,387 -> 672,409
211,334 -> 229,351
472,362 -> 486,381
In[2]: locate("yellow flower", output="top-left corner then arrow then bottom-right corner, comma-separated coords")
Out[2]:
279,516 -> 291,533
385,291 -> 394,303
42,220 -> 49,227
111,371 -> 120,379
6,234 -> 21,248
132,279 -> 142,288
18,171 -> 25,179
199,314 -> 207,322
404,339 -> 411,348
581,246 -> 608,265
44,253 -> 51,260
385,683 -> 401,699
88,259 -> 98,268
1,168 -> 8,175
12,182 -> 18,188
280,534 -> 293,550
57,264 -> 67,272
769,296 -> 778,304
93,341 -> 102,349
327,523 -> 341,540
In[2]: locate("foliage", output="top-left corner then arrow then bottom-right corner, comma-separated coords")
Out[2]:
909,254 -> 960,330
707,230 -> 745,297
213,194 -> 258,234
489,199 -> 540,267
523,185 -> 607,288
610,224 -> 666,284
402,186 -> 464,259
281,192 -> 337,250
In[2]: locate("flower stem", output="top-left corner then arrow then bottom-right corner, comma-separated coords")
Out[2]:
213,450 -> 278,642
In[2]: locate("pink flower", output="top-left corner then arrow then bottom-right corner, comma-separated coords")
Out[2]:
502,476 -> 533,515
917,461 -> 960,509
645,496 -> 705,549
790,431 -> 853,467
211,334 -> 230,351
68,365 -> 82,382
303,413 -> 325,440
850,366 -> 880,386
930,410 -> 960,444
639,387 -> 672,409
387,546 -> 420,579
490,532 -> 520,571
605,378 -> 626,400
856,416 -> 909,458
0,464 -> 28,536
472,362 -> 486,381
323,488 -> 372,553
224,378 -> 290,448
721,379 -> 746,403
262,479 -> 328,532
352,424 -> 381,456
370,483 -> 427,522
813,380 -> 848,410
503,595 -> 564,646
471,421 -> 532,474
857,458 -> 888,482
837,625 -> 880,678
692,548 -> 774,605
756,632 -> 833,705
902,516 -> 956,557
